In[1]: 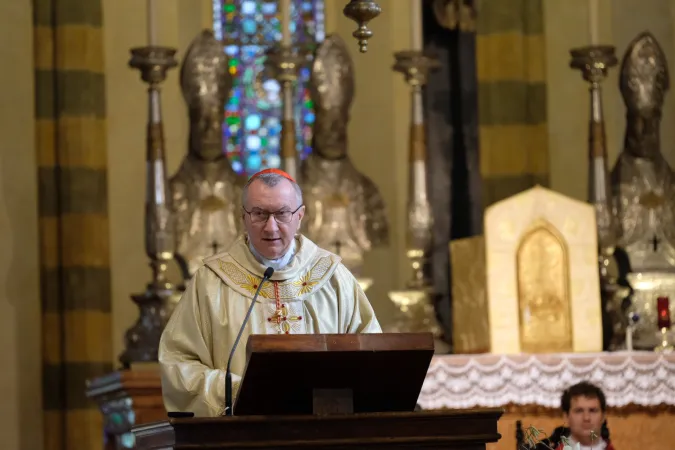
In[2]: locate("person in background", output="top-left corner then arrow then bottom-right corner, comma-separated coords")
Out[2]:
543,381 -> 615,450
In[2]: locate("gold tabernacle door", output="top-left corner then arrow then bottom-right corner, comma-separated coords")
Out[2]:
516,218 -> 573,353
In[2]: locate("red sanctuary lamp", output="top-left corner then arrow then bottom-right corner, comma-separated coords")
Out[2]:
655,296 -> 673,353
657,297 -> 671,329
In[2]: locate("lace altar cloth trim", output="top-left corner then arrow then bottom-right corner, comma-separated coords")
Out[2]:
418,351 -> 675,410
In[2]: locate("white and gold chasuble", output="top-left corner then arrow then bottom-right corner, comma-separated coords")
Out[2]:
158,234 -> 382,417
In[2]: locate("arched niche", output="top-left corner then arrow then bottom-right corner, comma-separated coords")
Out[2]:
515,219 -> 573,353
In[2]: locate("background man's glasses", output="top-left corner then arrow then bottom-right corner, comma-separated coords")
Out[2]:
243,205 -> 304,224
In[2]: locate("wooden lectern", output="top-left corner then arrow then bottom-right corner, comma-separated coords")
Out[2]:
133,333 -> 503,449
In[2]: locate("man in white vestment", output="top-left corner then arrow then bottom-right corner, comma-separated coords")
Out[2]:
158,168 -> 382,416
537,382 -> 616,450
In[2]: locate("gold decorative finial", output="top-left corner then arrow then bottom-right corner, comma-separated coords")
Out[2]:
342,0 -> 382,53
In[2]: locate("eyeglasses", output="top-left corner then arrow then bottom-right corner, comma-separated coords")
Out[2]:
243,205 -> 304,224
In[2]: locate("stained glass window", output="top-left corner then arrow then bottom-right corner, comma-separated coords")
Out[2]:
213,0 -> 325,176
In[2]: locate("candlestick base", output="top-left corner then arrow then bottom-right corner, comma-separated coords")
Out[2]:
385,288 -> 449,354
654,327 -> 674,353
343,0 -> 382,53
119,287 -> 183,367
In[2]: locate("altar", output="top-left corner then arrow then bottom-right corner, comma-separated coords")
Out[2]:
418,351 -> 675,450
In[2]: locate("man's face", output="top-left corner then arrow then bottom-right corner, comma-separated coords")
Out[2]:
243,179 -> 304,260
564,396 -> 605,446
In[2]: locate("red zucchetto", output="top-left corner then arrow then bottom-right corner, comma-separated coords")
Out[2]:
248,168 -> 296,183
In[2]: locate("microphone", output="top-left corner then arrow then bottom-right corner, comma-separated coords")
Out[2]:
224,266 -> 274,416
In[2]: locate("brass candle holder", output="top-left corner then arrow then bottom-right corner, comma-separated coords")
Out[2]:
343,0 -> 382,53
386,50 -> 448,353
120,46 -> 182,367
570,45 -> 629,350
264,44 -> 307,180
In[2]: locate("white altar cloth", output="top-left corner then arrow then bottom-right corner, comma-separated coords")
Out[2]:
418,351 -> 675,410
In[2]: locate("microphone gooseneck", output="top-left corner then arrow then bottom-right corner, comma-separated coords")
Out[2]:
224,266 -> 274,416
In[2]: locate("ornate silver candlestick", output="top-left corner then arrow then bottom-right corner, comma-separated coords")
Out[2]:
393,50 -> 439,288
342,0 -> 382,53
570,45 -> 629,350
264,44 -> 306,180
120,46 -> 181,367
570,46 -> 618,281
387,50 -> 448,353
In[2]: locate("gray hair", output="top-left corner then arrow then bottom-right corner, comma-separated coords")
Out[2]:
242,172 -> 303,209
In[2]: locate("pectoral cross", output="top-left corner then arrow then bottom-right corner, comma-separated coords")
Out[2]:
652,234 -> 661,252
267,304 -> 303,334
210,240 -> 222,255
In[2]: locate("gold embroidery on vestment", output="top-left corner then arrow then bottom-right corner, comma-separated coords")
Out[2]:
216,256 -> 335,299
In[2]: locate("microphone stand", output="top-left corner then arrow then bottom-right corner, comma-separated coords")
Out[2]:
224,266 -> 275,416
